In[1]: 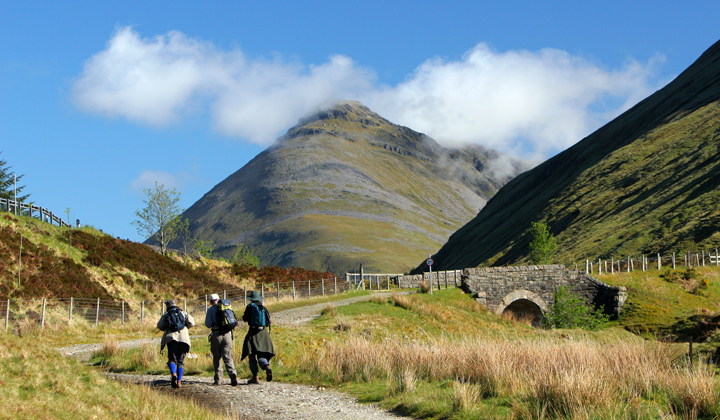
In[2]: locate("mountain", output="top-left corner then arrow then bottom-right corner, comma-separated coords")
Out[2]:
419,39 -> 720,271
175,101 -> 530,274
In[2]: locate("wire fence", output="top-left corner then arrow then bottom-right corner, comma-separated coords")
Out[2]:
1,276 -> 352,332
577,249 -> 720,275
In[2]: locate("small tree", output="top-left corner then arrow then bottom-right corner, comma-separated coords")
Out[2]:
0,152 -> 30,206
174,217 -> 193,255
232,243 -> 260,267
529,221 -> 557,265
193,239 -> 215,259
542,286 -> 610,330
132,182 -> 183,255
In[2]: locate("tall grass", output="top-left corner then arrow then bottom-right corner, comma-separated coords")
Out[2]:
301,335 -> 718,418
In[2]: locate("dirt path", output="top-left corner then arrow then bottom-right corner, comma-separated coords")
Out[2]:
58,291 -> 412,419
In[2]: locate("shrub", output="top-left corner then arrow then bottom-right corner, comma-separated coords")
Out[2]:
542,286 -> 609,330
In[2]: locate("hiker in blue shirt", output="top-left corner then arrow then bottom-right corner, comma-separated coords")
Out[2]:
157,299 -> 195,388
205,293 -> 238,386
241,290 -> 275,384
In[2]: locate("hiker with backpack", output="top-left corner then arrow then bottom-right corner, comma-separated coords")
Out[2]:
157,299 -> 196,389
241,290 -> 275,384
205,293 -> 239,386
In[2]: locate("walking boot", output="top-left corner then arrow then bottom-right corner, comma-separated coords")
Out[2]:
247,375 -> 260,384
171,372 -> 178,389
265,367 -> 273,382
230,374 -> 238,386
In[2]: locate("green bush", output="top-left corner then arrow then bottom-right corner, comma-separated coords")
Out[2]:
542,286 -> 610,330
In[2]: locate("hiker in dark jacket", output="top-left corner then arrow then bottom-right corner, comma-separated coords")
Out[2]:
241,290 -> 275,384
205,293 -> 238,386
157,299 -> 196,388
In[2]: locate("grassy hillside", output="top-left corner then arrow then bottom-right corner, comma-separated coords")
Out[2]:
0,213 -> 334,301
177,101 -> 530,274
421,39 -> 720,272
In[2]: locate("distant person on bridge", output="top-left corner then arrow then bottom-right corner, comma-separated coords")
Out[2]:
205,293 -> 239,386
241,290 -> 275,384
157,299 -> 196,388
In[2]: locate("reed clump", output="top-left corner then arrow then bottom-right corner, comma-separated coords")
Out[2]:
302,335 -> 718,418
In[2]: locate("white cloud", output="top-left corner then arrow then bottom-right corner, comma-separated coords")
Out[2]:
73,27 -> 664,159
130,170 -> 179,192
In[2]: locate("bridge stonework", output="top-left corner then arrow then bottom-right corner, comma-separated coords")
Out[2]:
461,265 -> 627,317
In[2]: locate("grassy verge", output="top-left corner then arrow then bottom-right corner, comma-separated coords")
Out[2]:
0,332 -> 232,420
89,288 -> 720,419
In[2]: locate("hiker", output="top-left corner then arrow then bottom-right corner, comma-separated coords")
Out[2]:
205,293 -> 238,386
157,299 -> 196,389
241,290 -> 275,384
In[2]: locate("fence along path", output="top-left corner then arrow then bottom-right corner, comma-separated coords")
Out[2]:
1,197 -> 71,227
1,276 -> 351,332
581,249 -> 720,275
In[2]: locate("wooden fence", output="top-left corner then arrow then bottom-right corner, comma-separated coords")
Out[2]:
580,250 -> 720,275
1,276 -> 351,332
1,198 -> 71,228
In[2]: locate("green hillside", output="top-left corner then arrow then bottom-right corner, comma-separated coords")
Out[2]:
175,101 -> 530,274
421,38 -> 720,271
0,214 -> 334,301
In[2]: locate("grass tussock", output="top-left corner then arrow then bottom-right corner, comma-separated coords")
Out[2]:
0,332 -> 231,419
301,334 -> 718,419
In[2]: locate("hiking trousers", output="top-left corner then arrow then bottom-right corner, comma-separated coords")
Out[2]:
248,352 -> 272,375
167,341 -> 189,370
210,332 -> 236,381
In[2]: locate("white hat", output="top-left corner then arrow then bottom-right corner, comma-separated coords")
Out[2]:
209,293 -> 220,301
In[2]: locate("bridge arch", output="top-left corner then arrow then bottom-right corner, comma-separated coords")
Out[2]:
497,289 -> 547,326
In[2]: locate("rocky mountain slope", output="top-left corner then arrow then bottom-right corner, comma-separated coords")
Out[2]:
419,39 -> 720,271
175,101 -> 530,274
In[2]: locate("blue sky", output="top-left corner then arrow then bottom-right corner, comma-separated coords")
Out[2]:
2,1 -> 719,242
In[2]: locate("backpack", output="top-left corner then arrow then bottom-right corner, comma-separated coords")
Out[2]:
248,302 -> 270,328
165,307 -> 186,332
214,299 -> 238,334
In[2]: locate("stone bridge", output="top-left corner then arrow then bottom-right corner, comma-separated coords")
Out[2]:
397,265 -> 627,324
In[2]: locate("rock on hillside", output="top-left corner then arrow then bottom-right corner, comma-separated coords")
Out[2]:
419,38 -> 720,271
173,101 -> 530,274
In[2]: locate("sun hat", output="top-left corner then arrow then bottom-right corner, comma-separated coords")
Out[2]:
249,290 -> 263,302
209,293 -> 220,301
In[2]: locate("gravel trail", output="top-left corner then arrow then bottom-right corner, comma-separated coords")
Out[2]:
57,291 -> 412,419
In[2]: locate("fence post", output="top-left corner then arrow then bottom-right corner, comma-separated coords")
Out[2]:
5,299 -> 10,332
717,249 -> 719,266
673,252 -> 676,269
69,297 -> 73,323
122,301 -> 125,324
41,298 -> 46,329
322,278 -> 325,297
141,301 -> 145,324
334,277 -> 338,295
95,298 -> 100,327
183,298 -> 186,313
205,295 -> 208,313
224,290 -> 227,300
627,256 -> 630,273
308,279 -> 311,297
244,289 -> 247,306
277,282 -> 280,302
292,281 -> 296,300
261,284 -> 264,301
585,260 -> 589,273
658,253 -> 661,271
702,251 -> 705,266
598,259 -> 602,275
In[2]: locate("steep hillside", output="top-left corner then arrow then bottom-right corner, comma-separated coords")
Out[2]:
175,101 -> 530,274
0,214 -> 333,300
420,39 -> 720,271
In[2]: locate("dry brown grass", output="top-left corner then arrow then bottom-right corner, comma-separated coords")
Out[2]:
302,335 -> 718,418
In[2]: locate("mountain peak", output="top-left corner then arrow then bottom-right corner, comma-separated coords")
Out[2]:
293,100 -> 392,129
